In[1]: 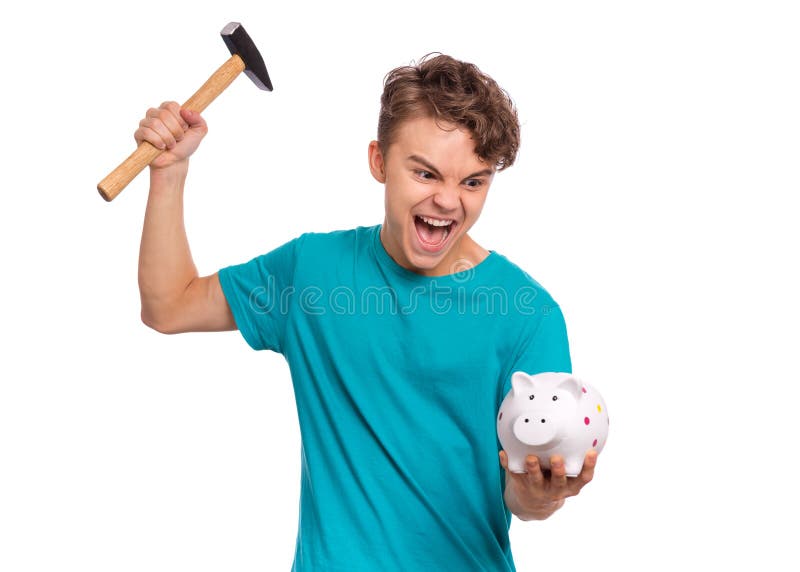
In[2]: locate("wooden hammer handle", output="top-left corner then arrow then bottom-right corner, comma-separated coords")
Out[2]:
98,54 -> 246,202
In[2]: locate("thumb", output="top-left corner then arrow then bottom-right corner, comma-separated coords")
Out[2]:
180,108 -> 208,132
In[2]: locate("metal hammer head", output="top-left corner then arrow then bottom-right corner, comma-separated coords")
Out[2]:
221,22 -> 273,91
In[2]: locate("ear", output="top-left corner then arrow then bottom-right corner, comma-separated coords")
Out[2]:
368,140 -> 386,183
510,371 -> 532,397
557,375 -> 584,401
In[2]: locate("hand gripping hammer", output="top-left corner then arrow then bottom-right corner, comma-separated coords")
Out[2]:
98,22 -> 273,202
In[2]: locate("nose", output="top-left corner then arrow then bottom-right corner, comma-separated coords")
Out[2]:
512,413 -> 558,447
432,184 -> 460,212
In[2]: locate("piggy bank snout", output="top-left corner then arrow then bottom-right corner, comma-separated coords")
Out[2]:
511,412 -> 559,446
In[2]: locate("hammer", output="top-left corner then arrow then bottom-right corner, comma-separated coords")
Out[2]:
98,22 -> 272,202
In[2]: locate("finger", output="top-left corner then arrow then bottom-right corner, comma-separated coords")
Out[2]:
161,101 -> 189,130
578,450 -> 598,486
139,115 -> 177,149
498,450 -> 508,470
134,125 -> 167,150
525,455 -> 545,488
181,108 -> 208,135
549,455 -> 568,491
153,104 -> 186,144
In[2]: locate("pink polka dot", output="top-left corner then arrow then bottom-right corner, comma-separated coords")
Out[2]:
593,439 -> 598,447
582,387 -> 587,393
584,417 -> 590,425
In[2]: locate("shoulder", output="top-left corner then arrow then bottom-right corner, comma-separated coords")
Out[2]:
287,225 -> 379,281
298,225 -> 377,242
295,224 -> 377,249
486,250 -> 560,308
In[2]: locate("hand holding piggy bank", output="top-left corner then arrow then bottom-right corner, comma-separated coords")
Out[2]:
497,371 -> 609,477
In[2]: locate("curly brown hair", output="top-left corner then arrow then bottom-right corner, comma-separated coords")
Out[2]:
377,53 -> 520,171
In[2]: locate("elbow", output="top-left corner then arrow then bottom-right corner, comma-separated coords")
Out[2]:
141,309 -> 178,335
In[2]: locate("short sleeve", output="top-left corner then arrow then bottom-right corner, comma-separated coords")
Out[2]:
501,304 -> 572,397
217,235 -> 304,353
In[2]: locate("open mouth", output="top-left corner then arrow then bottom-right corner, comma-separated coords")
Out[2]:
413,215 -> 457,252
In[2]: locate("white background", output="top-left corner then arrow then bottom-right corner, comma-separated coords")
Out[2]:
1,1 -> 798,570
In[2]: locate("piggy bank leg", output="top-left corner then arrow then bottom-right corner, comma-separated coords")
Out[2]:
565,458 -> 583,478
507,454 -> 527,474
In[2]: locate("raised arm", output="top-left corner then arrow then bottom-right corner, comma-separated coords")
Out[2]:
136,101 -> 236,334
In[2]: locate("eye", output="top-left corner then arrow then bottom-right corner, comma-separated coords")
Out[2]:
464,179 -> 484,189
552,395 -> 558,401
414,169 -> 434,180
529,394 -> 535,400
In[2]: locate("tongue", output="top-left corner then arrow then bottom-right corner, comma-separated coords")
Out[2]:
415,217 -> 447,245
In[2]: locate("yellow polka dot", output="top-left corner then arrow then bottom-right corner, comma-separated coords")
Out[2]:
597,404 -> 602,412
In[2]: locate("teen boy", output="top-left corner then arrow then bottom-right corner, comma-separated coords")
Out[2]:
135,53 -> 598,571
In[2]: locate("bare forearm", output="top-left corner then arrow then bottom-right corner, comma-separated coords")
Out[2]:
138,163 -> 198,328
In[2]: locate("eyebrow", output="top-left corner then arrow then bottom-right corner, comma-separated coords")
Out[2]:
407,154 -> 494,180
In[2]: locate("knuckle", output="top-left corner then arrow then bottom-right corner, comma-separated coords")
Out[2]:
166,102 -> 181,117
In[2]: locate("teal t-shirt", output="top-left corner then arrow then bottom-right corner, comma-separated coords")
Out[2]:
218,224 -> 571,572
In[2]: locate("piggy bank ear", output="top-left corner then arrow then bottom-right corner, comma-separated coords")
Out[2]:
557,375 -> 584,400
510,371 -> 533,397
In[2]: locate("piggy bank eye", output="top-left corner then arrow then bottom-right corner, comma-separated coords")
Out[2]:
552,395 -> 558,401
529,394 -> 535,400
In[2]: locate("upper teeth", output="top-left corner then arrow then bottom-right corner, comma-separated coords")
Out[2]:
419,216 -> 453,227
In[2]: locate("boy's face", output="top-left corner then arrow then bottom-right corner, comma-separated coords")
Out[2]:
368,115 -> 495,276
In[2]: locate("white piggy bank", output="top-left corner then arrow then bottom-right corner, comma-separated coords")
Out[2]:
497,371 -> 609,477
